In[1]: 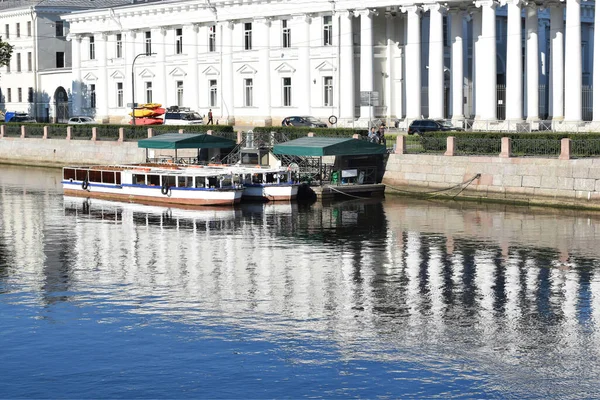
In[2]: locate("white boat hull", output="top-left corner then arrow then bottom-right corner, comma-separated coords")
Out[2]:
63,181 -> 242,206
242,184 -> 298,201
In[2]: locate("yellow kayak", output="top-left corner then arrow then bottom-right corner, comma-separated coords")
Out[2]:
129,108 -> 156,117
139,103 -> 162,109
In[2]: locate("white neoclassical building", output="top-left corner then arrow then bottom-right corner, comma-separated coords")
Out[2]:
60,0 -> 598,129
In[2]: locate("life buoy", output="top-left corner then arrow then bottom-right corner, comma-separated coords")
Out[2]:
161,181 -> 170,195
81,179 -> 89,190
328,115 -> 338,125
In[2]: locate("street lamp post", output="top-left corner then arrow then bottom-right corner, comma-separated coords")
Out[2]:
131,52 -> 156,126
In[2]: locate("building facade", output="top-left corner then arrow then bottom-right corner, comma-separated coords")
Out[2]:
32,0 -> 600,128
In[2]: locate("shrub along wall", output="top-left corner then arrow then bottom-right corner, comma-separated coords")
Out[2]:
251,126 -> 368,139
1,123 -> 235,140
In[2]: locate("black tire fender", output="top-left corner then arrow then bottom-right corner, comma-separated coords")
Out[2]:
81,179 -> 89,190
161,181 -> 169,195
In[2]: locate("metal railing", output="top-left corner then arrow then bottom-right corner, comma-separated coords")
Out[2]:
455,137 -> 502,156
404,135 -> 446,154
571,139 -> 600,158
510,139 -> 561,158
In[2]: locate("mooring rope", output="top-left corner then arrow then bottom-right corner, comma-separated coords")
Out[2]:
385,174 -> 482,199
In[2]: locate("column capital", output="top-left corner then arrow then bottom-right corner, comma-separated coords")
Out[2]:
339,10 -> 355,19
423,3 -> 448,13
100,32 -> 108,41
400,5 -> 422,15
292,14 -> 312,23
159,26 -> 168,35
255,17 -> 272,26
523,1 -> 539,10
356,9 -> 378,18
475,0 -> 498,9
217,20 -> 234,30
499,0 -> 524,6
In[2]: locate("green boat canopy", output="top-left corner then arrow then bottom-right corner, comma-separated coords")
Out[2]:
138,133 -> 235,150
273,136 -> 387,157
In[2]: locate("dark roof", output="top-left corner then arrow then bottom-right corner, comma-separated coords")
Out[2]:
138,133 -> 236,150
273,136 -> 387,157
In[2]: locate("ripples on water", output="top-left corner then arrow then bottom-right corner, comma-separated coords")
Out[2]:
1,165 -> 600,398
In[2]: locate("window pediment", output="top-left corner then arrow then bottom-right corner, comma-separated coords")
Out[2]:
138,68 -> 155,78
110,70 -> 125,80
83,72 -> 98,82
236,64 -> 257,75
202,66 -> 220,76
275,62 -> 296,74
315,60 -> 336,72
169,67 -> 187,77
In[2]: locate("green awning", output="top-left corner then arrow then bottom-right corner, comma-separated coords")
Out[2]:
138,133 -> 236,149
273,136 -> 387,157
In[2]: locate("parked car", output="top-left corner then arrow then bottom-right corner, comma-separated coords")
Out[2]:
68,116 -> 96,124
164,110 -> 204,125
5,112 -> 36,123
282,116 -> 327,128
407,119 -> 464,135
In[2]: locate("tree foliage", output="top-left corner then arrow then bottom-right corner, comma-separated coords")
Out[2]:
0,37 -> 13,68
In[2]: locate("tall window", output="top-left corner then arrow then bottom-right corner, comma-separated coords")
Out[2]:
323,16 -> 332,46
16,23 -> 20,38
282,77 -> 292,106
176,80 -> 183,106
145,31 -> 152,54
27,21 -> 31,37
17,87 -> 22,102
16,53 -> 21,72
209,25 -> 216,52
5,24 -> 9,39
56,52 -> 64,68
55,21 -> 64,37
28,87 -> 33,103
209,79 -> 218,107
89,36 -> 95,60
116,82 -> 123,107
244,23 -> 252,50
89,84 -> 96,108
116,34 -> 122,58
323,76 -> 333,106
7,88 -> 11,102
175,28 -> 183,54
145,81 -> 153,103
282,20 -> 291,48
27,52 -> 32,71
244,78 -> 253,107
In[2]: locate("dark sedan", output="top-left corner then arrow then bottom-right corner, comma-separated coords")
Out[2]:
282,116 -> 327,128
407,119 -> 464,135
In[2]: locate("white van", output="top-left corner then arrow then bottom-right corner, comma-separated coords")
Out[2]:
163,109 -> 205,125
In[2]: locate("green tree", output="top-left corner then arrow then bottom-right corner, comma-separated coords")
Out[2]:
0,37 -> 13,68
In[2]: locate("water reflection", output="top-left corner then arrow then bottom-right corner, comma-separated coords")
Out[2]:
2,167 -> 600,395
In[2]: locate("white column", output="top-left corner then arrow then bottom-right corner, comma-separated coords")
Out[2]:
156,28 -> 167,108
427,4 -> 445,119
339,10 -> 355,120
220,21 -> 234,124
526,4 -> 539,121
475,0 -> 497,121
358,9 -> 375,120
565,0 -> 582,121
550,5 -> 564,120
472,10 -> 481,117
385,13 -> 394,121
257,18 -> 272,125
294,15 -> 311,116
594,0 -> 600,120
450,11 -> 464,122
97,33 -> 109,121
185,24 -> 199,111
71,36 -> 82,115
506,0 -> 523,122
402,5 -> 421,121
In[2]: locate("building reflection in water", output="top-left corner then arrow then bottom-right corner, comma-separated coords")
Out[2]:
2,167 -> 600,393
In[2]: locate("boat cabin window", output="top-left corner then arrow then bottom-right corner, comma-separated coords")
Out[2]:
148,174 -> 160,186
178,176 -> 193,188
252,173 -> 263,184
102,171 -> 116,184
163,176 -> 176,187
207,177 -> 218,188
133,174 -> 146,185
64,168 -> 76,180
88,170 -> 102,182
278,173 -> 288,182
221,176 -> 232,187
195,177 -> 205,188
265,173 -> 275,184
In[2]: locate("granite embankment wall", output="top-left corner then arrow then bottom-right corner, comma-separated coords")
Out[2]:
383,141 -> 600,208
0,137 -> 145,167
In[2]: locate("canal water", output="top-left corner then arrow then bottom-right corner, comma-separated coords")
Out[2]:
1,165 -> 600,398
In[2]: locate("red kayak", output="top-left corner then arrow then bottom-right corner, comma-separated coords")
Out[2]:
129,117 -> 163,125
